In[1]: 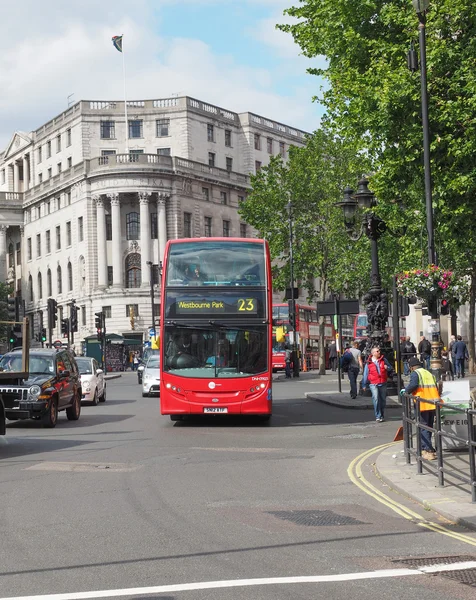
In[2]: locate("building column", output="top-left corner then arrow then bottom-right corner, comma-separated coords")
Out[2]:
108,193 -> 123,287
94,195 -> 108,289
139,192 -> 152,287
157,192 -> 169,263
13,162 -> 20,192
23,155 -> 30,191
0,225 -> 8,282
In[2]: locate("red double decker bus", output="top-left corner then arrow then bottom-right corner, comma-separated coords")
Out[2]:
160,238 -> 273,421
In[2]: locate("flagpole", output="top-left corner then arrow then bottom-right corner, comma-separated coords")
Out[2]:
121,34 -> 129,154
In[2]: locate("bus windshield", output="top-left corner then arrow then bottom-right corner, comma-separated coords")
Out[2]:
165,241 -> 266,287
163,325 -> 268,378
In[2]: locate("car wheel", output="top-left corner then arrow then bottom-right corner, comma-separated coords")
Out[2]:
66,391 -> 81,421
99,385 -> 106,403
91,389 -> 99,406
42,397 -> 58,428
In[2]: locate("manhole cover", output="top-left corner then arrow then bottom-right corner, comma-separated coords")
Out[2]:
267,509 -> 365,527
393,555 -> 475,568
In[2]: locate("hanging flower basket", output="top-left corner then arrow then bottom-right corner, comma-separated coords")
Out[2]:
396,265 -> 469,305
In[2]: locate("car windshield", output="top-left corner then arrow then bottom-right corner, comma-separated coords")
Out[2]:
147,357 -> 160,369
75,359 -> 93,374
0,354 -> 54,374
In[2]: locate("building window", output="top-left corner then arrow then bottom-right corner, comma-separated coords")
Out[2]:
29,274 -> 33,302
81,305 -> 86,326
67,262 -> 73,291
204,217 -> 212,237
238,195 -> 245,204
38,272 -> 43,299
46,201 -> 50,214
47,141 -> 51,158
66,191 -> 71,206
156,118 -> 170,137
100,120 -> 115,139
254,133 -> 261,150
279,141 -> 286,157
107,266 -> 113,286
47,269 -> 52,296
101,149 -> 116,157
57,162 -> 62,174
207,124 -> 214,142
126,212 -> 140,240
125,254 -> 141,288
67,157 -> 72,168
151,213 -> 158,239
78,217 -> 84,242
105,214 -> 112,240
16,242 -> 21,265
202,187 -> 209,201
56,225 -> 61,250
36,206 -> 41,220
267,137 -> 273,154
38,173 -> 43,184
255,160 -> 262,172
102,306 -> 112,318
8,243 -> 13,268
56,197 -> 61,211
46,230 -> 51,254
37,147 -> 42,163
66,221 -> 72,247
27,238 -> 32,261
128,120 -> 143,138
57,265 -> 62,294
220,191 -> 227,205
226,157 -> 233,171
208,152 -> 215,167
183,212 -> 192,238
36,234 -> 41,258
67,128 -> 72,146
240,223 -> 247,238
223,220 -> 230,237
47,167 -> 52,179
126,304 -> 139,317
225,129 -> 232,147
56,134 -> 61,153
157,147 -> 171,156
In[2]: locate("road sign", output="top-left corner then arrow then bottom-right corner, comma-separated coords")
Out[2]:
148,327 -> 156,337
317,299 -> 360,317
53,339 -> 62,349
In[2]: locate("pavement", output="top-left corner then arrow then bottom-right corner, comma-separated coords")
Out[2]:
278,369 -> 476,532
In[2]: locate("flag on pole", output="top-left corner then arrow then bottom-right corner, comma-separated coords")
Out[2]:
112,35 -> 123,52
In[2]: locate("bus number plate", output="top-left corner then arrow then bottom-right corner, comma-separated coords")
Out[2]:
203,407 -> 228,413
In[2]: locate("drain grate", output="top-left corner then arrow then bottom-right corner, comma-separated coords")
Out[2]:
267,509 -> 365,527
441,569 -> 476,587
393,555 -> 475,568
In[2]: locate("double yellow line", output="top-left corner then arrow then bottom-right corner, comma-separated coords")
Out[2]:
348,442 -> 476,547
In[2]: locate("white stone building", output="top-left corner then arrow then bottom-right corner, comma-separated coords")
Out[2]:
0,96 -> 307,348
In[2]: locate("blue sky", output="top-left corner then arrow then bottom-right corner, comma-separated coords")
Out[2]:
0,0 -> 326,149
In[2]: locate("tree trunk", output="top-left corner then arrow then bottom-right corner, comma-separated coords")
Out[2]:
318,279 -> 328,375
469,266 -> 476,374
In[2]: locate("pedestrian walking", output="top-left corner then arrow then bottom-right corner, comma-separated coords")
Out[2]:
361,347 -> 394,422
418,336 -> 432,370
328,340 -> 338,372
284,344 -> 292,379
347,340 -> 363,399
452,335 -> 469,378
441,350 -> 453,381
403,357 -> 439,461
400,336 -> 417,376
132,351 -> 140,371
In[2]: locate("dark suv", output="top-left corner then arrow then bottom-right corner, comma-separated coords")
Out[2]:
0,348 -> 82,428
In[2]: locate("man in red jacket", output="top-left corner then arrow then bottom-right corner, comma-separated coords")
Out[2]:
361,346 -> 394,422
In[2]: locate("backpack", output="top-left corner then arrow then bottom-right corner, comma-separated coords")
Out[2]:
340,351 -> 352,372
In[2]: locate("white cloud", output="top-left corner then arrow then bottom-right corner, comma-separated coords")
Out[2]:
0,1 -> 322,149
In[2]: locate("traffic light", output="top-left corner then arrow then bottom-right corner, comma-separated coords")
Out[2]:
7,296 -> 16,320
95,311 -> 104,329
440,299 -> 450,316
41,328 -> 47,342
8,328 -> 15,345
70,306 -> 78,332
47,298 -> 58,329
61,319 -> 69,337
288,300 -> 296,330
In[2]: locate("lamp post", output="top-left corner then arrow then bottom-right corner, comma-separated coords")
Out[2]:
146,261 -> 155,332
336,179 -> 391,361
411,0 -> 442,373
286,201 -> 299,378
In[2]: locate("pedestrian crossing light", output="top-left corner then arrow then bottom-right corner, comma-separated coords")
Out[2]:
440,299 -> 450,316
41,328 -> 47,342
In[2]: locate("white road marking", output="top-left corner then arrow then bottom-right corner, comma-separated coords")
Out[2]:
2,561 -> 476,600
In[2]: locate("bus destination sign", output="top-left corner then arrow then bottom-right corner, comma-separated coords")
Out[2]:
165,291 -> 266,319
176,297 -> 258,315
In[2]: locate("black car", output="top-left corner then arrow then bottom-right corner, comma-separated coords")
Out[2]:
0,348 -> 82,428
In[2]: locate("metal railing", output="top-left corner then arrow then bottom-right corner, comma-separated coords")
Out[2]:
402,393 -> 476,502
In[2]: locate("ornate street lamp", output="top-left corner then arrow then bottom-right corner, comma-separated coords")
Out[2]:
336,179 -> 390,356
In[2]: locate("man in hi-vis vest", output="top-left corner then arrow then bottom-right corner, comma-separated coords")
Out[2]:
404,356 -> 439,461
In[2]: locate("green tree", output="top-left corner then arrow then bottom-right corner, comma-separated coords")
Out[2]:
279,0 -> 476,369
240,129 -> 370,373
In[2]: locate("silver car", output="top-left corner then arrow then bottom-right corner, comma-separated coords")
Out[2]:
142,355 -> 160,397
76,357 -> 106,405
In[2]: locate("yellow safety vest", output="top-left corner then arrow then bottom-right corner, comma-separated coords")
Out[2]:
413,368 -> 440,411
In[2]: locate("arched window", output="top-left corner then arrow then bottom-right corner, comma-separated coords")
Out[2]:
47,269 -> 52,297
28,274 -> 33,302
67,262 -> 73,291
57,265 -> 62,294
126,253 -> 141,288
38,272 -> 43,299
126,212 -> 140,240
